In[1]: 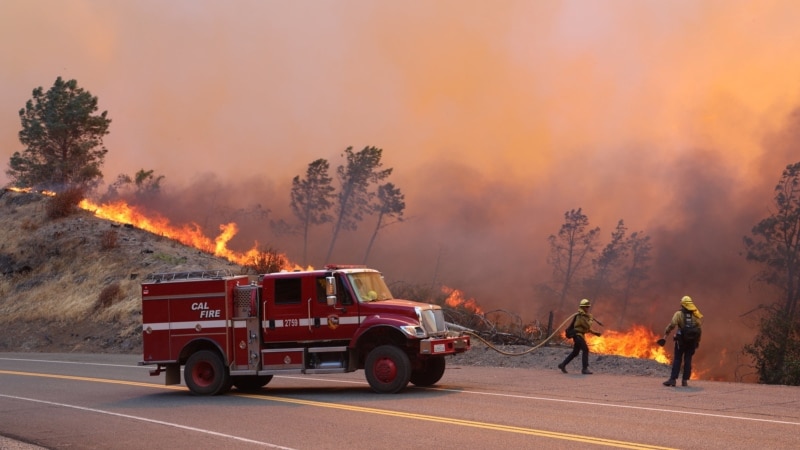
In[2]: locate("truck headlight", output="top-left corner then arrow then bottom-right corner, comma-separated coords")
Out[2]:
400,325 -> 427,338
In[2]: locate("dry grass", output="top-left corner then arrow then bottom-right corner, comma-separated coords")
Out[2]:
45,187 -> 85,219
100,229 -> 119,249
0,189 -> 243,352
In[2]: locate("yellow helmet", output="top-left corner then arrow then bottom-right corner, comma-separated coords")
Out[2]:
680,295 -> 696,311
579,299 -> 591,307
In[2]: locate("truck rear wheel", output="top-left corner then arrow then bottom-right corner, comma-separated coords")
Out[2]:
410,355 -> 446,387
184,350 -> 230,396
233,375 -> 273,392
365,345 -> 411,394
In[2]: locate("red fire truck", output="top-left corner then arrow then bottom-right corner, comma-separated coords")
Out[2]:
140,265 -> 470,395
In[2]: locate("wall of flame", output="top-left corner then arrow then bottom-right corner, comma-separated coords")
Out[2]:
4,1 -> 800,382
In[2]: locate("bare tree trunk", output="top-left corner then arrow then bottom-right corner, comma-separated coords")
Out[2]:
325,215 -> 344,263
362,212 -> 384,265
301,215 -> 310,266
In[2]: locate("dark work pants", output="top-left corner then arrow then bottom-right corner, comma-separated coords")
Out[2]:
670,340 -> 697,381
562,334 -> 590,369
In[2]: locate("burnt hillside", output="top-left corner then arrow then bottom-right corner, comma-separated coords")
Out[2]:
0,188 -> 242,353
0,188 -> 670,378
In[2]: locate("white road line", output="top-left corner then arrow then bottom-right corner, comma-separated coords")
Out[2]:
274,376 -> 800,426
4,358 -> 797,426
0,394 -> 294,449
426,386 -> 800,426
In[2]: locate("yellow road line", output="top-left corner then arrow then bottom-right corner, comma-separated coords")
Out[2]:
235,391 -> 674,449
0,370 -> 674,449
0,369 -> 184,390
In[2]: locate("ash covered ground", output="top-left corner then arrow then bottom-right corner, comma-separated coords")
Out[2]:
447,341 -> 671,377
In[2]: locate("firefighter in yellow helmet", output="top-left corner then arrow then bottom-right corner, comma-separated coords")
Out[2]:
558,298 -> 603,375
662,295 -> 703,387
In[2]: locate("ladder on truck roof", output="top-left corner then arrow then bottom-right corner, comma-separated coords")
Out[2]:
144,269 -> 236,283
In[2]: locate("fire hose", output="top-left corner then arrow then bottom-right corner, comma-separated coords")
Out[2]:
449,312 -> 602,356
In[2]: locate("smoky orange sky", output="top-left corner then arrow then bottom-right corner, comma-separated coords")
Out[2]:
4,1 -> 800,382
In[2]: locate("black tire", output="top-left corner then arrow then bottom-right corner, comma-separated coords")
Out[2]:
365,345 -> 411,394
232,375 -> 273,392
219,376 -> 233,394
184,350 -> 230,396
410,356 -> 446,387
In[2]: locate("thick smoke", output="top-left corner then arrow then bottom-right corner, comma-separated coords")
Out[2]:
4,1 -> 800,381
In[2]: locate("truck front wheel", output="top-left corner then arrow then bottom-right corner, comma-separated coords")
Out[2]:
184,350 -> 230,396
365,345 -> 411,394
410,355 -> 446,387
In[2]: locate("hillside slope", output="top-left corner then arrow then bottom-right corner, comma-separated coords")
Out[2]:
0,189 -> 243,354
0,189 -> 670,377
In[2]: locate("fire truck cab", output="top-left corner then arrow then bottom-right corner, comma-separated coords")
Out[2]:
140,265 -> 470,395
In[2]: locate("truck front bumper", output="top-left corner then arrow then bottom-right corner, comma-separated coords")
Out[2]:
419,334 -> 471,355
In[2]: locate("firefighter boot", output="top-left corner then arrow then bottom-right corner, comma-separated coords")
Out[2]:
663,378 -> 676,387
581,368 -> 593,375
557,363 -> 568,373
681,379 -> 688,387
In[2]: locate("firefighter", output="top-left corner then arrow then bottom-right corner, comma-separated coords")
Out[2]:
662,295 -> 703,387
558,298 -> 602,375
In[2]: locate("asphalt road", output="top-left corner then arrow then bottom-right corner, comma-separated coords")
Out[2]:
0,353 -> 798,449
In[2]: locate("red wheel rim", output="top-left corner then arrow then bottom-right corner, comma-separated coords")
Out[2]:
373,356 -> 397,383
191,361 -> 214,387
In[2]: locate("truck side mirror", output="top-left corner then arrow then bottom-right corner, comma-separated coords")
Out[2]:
325,276 -> 337,306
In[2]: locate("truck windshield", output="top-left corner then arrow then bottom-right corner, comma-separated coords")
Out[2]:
348,272 -> 394,302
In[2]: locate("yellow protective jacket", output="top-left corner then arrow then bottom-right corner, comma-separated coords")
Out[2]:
573,309 -> 599,336
664,309 -> 703,343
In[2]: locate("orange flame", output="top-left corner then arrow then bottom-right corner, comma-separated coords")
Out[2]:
442,285 -> 484,314
586,325 -> 670,364
524,324 -> 539,335
78,198 -> 280,268
6,187 -> 56,196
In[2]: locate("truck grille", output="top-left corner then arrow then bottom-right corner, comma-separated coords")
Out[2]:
419,308 -> 446,335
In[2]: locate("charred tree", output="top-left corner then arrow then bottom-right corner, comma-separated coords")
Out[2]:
325,146 -> 391,263
743,161 -> 800,385
362,182 -> 405,264
104,169 -> 165,201
290,159 -> 335,265
617,230 -> 651,327
586,220 -> 628,308
547,208 -> 600,311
